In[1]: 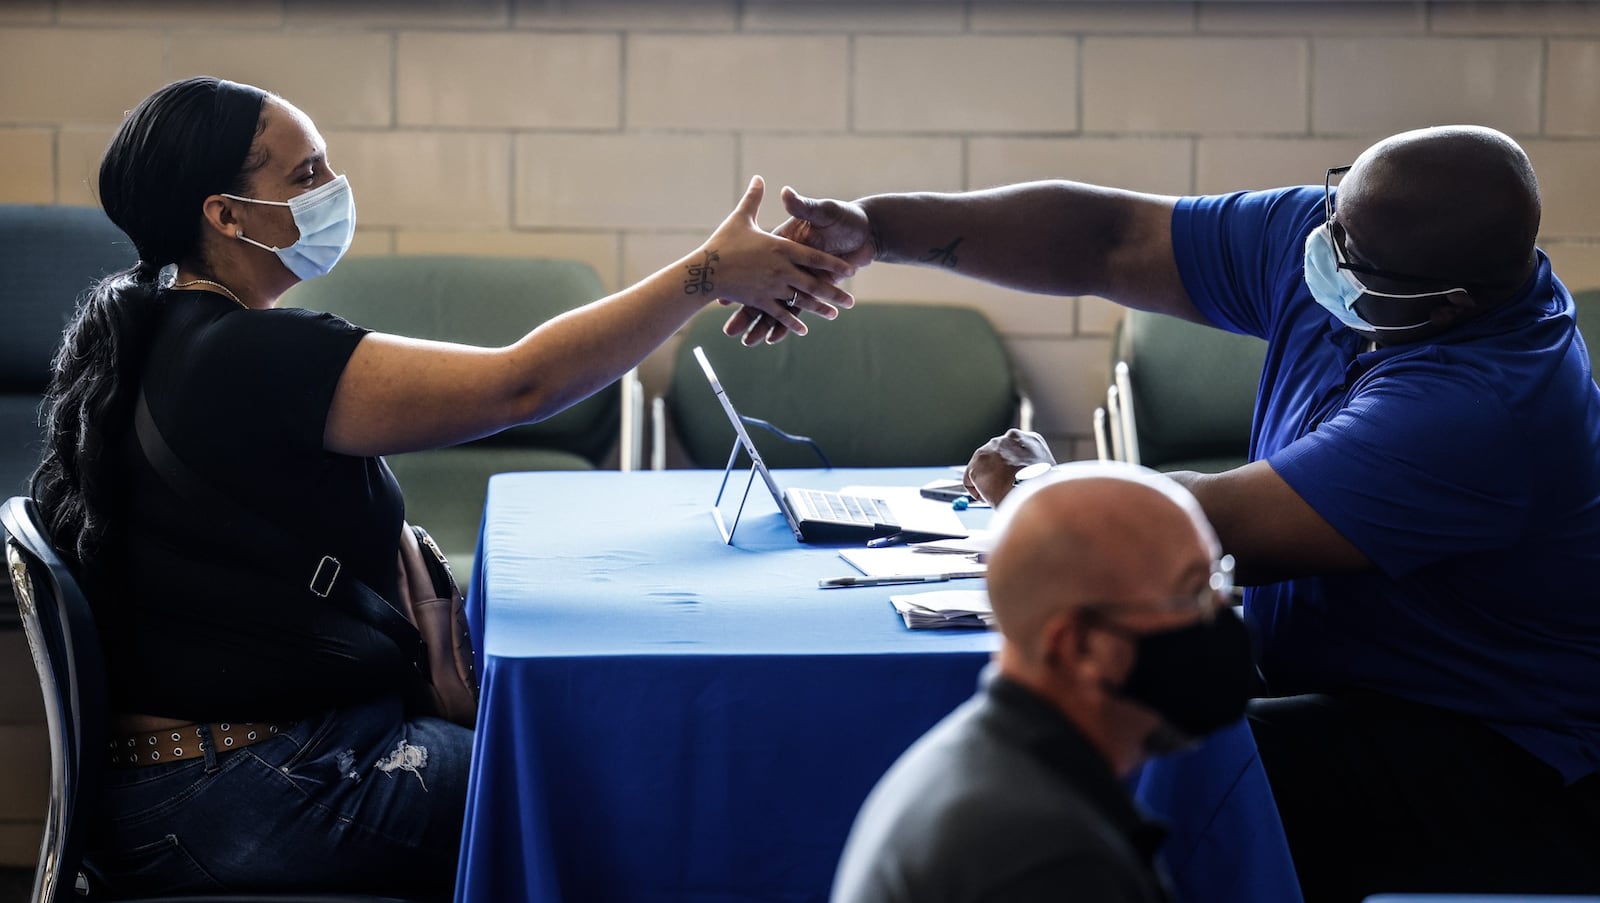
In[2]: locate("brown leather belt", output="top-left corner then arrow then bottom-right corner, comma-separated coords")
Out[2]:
107,721 -> 292,768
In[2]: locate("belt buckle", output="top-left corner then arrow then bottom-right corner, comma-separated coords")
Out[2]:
309,556 -> 341,597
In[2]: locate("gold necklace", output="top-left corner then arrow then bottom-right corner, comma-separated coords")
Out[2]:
171,278 -> 247,310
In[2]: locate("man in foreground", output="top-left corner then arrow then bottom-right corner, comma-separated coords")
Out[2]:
830,463 -> 1256,903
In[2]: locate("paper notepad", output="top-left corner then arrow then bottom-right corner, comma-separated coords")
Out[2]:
839,546 -> 988,579
890,590 -> 995,630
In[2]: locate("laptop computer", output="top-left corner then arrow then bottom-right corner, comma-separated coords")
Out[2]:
692,345 -> 969,545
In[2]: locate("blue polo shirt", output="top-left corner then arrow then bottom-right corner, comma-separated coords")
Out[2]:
1172,187 -> 1600,783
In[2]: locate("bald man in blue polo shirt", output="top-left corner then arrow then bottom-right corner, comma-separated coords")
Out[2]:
726,125 -> 1600,902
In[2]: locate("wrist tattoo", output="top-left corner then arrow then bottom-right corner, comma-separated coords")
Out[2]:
684,249 -> 720,295
920,238 -> 962,268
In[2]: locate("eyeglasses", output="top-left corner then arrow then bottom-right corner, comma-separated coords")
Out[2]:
1210,553 -> 1236,601
1083,554 -> 1236,621
1323,165 -> 1469,288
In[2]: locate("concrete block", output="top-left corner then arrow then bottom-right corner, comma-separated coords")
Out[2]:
1083,37 -> 1307,134
1311,37 -> 1540,135
0,29 -> 164,125
515,133 -> 735,230
855,35 -> 1078,134
627,34 -> 847,132
399,32 -> 619,129
0,130 -> 53,204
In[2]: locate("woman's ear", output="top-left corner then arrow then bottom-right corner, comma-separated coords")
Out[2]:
199,194 -> 240,239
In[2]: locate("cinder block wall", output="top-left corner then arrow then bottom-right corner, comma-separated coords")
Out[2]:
2,0 -> 1598,461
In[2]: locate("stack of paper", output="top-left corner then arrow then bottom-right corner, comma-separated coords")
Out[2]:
889,590 -> 995,630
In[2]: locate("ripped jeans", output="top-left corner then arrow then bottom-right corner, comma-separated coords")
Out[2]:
86,694 -> 471,899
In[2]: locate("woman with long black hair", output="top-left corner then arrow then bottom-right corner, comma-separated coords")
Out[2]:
32,75 -> 853,898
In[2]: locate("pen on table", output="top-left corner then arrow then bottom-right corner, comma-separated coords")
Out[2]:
865,532 -> 912,548
818,572 -> 985,589
867,531 -> 970,549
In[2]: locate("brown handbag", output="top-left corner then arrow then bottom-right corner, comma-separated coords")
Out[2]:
394,523 -> 479,729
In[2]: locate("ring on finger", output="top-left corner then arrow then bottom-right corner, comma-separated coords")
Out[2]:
784,290 -> 799,310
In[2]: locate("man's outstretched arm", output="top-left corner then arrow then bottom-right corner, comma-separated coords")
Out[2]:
725,181 -> 1204,344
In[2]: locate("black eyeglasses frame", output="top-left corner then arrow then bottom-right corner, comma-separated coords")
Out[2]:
1323,165 -> 1486,289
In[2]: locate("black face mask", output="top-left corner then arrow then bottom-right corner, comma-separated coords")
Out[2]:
1100,606 -> 1257,741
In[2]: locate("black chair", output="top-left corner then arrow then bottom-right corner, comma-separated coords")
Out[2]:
1,496 -> 433,903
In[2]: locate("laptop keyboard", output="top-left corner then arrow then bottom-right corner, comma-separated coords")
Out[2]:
792,488 -> 899,527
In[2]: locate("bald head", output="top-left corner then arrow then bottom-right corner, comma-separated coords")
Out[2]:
1339,125 -> 1539,291
986,466 -> 1215,659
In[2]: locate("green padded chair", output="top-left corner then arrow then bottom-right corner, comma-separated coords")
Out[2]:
1573,288 -> 1600,379
284,256 -> 621,569
0,205 -> 136,501
1108,309 -> 1267,474
655,303 -> 1027,470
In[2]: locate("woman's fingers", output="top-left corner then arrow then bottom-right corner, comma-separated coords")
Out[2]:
794,276 -> 852,312
759,320 -> 794,345
794,245 -> 856,281
723,308 -> 790,347
755,298 -> 808,337
723,305 -> 762,337
742,312 -> 794,346
732,175 -> 765,224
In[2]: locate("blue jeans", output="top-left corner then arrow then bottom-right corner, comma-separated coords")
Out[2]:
86,694 -> 471,898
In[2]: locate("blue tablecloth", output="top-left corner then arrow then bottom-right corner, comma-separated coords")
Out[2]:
454,468 -> 1300,903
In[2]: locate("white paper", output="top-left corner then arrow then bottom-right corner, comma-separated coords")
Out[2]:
889,589 -> 995,629
839,546 -> 988,579
892,589 -> 992,614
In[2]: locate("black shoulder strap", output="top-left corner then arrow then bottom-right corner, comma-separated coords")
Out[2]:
132,390 -> 428,676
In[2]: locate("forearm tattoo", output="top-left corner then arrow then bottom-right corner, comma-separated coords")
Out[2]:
684,249 -> 720,295
920,238 -> 962,268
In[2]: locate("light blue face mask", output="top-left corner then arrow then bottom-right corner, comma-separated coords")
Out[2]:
224,174 -> 356,281
1303,223 -> 1447,333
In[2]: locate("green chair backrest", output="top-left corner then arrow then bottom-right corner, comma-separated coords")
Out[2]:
668,303 -> 1019,469
284,255 -> 618,565
0,205 -> 135,498
1116,288 -> 1599,473
1573,288 -> 1600,379
1113,310 -> 1267,473
285,255 -> 619,464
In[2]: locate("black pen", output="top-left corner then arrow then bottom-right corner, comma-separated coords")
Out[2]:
866,531 -> 965,548
866,532 -> 910,548
818,572 -> 985,589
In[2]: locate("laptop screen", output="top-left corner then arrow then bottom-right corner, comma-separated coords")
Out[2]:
692,346 -> 805,542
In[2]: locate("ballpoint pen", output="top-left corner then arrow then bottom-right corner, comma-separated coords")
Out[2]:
818,572 -> 986,589
866,531 -> 966,548
865,533 -> 912,548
